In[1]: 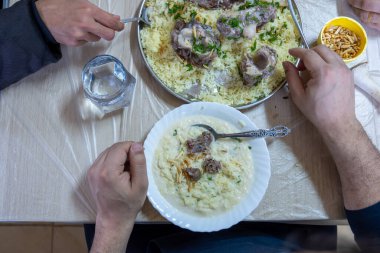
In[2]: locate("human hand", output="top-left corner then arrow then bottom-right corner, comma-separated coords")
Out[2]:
348,0 -> 380,31
35,0 -> 124,46
283,45 -> 356,134
87,142 -> 148,229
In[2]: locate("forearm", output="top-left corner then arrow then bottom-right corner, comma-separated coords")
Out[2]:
319,119 -> 380,210
90,216 -> 135,253
285,45 -> 380,252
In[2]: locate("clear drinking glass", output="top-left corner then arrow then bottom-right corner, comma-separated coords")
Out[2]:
82,55 -> 136,113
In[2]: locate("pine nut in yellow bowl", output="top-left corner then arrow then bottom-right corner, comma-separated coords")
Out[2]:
318,16 -> 367,63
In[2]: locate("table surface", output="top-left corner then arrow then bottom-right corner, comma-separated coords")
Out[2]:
1,0 -> 379,223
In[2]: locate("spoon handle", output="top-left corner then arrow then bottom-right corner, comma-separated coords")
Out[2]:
121,17 -> 141,24
220,126 -> 291,139
287,0 -> 309,49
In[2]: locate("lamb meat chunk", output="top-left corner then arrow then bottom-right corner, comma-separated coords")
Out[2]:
243,6 -> 277,28
217,5 -> 277,39
216,16 -> 244,39
184,167 -> 202,181
186,131 -> 213,154
192,0 -> 243,9
171,20 -> 220,67
202,158 -> 222,174
240,45 -> 277,86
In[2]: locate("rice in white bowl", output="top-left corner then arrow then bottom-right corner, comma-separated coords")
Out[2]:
140,0 -> 300,106
153,115 -> 253,215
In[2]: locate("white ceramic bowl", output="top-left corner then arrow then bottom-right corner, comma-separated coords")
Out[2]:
144,102 -> 271,232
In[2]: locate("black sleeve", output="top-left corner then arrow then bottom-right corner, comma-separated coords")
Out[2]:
345,202 -> 380,253
0,0 -> 62,90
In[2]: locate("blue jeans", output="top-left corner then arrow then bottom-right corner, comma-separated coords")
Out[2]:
84,222 -> 337,253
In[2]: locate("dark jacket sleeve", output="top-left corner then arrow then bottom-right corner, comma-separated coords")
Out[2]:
0,0 -> 62,90
346,202 -> 380,253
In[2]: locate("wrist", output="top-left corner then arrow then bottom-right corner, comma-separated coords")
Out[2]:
33,0 -> 59,44
90,214 -> 135,253
96,212 -> 135,235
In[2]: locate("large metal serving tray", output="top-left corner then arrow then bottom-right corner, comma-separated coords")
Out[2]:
137,0 -> 303,110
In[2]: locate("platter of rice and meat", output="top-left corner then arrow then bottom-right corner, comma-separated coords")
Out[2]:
138,0 -> 302,108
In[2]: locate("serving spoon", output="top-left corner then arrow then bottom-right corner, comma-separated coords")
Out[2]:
193,124 -> 291,140
121,7 -> 151,26
287,0 -> 309,49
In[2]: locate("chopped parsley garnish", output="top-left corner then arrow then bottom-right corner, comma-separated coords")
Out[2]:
174,13 -> 182,20
192,40 -> 224,58
208,43 -> 221,53
186,64 -> 193,71
168,3 -> 184,14
268,36 -> 278,42
167,3 -> 184,20
207,43 -> 218,51
228,18 -> 241,28
251,40 -> 257,52
246,13 -> 260,23
238,0 -> 279,11
248,146 -> 252,150
208,43 -> 227,59
190,10 -> 197,19
221,16 -> 241,28
259,26 -> 279,43
267,26 -> 278,42
193,42 -> 207,54
173,129 -> 178,136
238,1 -> 255,10
231,137 -> 242,143
220,17 -> 228,23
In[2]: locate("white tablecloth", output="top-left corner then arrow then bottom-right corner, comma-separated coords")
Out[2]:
0,0 -> 379,222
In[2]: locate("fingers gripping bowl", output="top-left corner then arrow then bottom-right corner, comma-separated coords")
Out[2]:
144,102 -> 271,232
138,0 -> 302,109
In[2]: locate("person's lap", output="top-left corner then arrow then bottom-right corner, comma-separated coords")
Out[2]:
84,222 -> 337,253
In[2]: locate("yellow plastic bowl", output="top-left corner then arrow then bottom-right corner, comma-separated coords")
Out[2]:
318,16 -> 368,63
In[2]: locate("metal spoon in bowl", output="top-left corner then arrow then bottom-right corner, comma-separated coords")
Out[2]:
193,124 -> 291,140
121,7 -> 151,26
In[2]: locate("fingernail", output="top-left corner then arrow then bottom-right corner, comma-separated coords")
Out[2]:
131,142 -> 143,152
